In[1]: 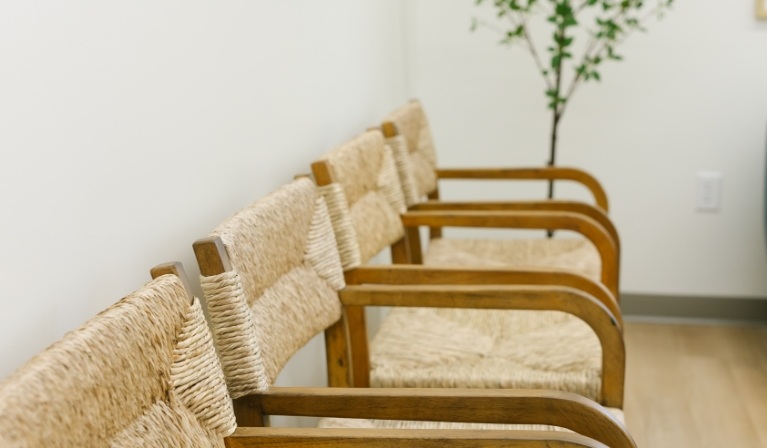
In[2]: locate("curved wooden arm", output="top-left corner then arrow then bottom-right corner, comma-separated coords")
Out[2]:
339,284 -> 624,407
435,167 -> 609,212
411,200 -> 621,258
232,387 -> 632,447
226,428 -> 609,448
344,265 -> 621,328
400,210 -> 619,297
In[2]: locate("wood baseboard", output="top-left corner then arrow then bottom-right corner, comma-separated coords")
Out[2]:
621,293 -> 767,324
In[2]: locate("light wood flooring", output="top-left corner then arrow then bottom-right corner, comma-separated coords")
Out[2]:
623,322 -> 767,447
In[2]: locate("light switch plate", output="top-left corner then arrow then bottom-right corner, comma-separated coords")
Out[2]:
696,171 -> 722,212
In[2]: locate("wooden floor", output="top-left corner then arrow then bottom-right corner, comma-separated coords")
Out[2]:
623,322 -> 767,448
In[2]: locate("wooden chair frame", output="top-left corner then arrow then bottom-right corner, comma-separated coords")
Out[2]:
381,116 -> 610,212
434,166 -> 609,211
192,238 -> 633,447
150,261 -> 195,303
228,388 -> 634,448
401,209 -> 620,298
343,265 -> 622,328
380,120 -> 621,280
225,428 -> 611,448
409,200 -> 621,257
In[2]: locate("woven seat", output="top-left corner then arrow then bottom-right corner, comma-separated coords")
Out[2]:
312,130 -> 625,409
425,237 -> 600,282
382,99 -> 619,295
0,271 -> 236,447
371,309 -> 600,397
193,177 -> 635,447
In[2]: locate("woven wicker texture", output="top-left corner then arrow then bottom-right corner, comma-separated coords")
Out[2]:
203,178 -> 344,398
425,238 -> 601,282
0,275 -> 236,448
369,308 -> 602,400
385,100 -> 439,199
318,406 -> 624,431
387,134 -> 421,207
318,130 -> 406,266
318,182 -> 362,269
171,297 -> 236,435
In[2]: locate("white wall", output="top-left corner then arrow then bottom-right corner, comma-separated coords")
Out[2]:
404,0 -> 767,298
0,0 -> 408,405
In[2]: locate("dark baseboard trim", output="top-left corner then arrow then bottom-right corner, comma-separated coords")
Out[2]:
621,293 -> 767,323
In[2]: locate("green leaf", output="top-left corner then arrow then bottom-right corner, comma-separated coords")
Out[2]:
607,46 -> 623,60
472,0 -> 674,120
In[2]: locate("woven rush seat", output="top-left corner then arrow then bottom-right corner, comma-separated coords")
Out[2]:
424,237 -> 601,282
328,291 -> 620,434
369,309 -> 601,400
322,304 -> 620,433
0,273 -> 236,447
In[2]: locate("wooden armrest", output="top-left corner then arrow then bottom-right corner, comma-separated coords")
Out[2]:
344,265 -> 621,328
231,387 -> 633,448
435,167 -> 609,212
400,210 -> 619,296
339,284 -> 624,407
411,200 -> 621,257
226,428 -> 610,448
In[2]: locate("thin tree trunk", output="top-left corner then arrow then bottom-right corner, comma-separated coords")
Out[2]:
547,19 -> 566,238
546,110 -> 560,238
547,108 -> 560,200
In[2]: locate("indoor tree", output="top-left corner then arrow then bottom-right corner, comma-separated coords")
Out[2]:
473,0 -> 674,200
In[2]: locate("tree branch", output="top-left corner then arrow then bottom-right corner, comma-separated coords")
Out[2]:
517,13 -> 554,90
474,18 -> 509,37
560,0 -> 670,116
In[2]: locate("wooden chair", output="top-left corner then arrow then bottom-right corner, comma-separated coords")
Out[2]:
381,99 -> 621,295
311,131 -> 625,410
192,177 -> 635,447
0,265 -> 237,447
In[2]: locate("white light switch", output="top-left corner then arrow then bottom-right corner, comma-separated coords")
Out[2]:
696,171 -> 722,212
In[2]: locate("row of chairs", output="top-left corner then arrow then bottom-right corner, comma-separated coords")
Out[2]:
0,100 -> 627,447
